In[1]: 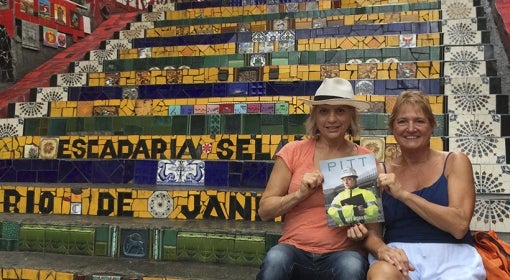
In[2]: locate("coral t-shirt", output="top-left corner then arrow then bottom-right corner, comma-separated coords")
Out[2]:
277,139 -> 372,254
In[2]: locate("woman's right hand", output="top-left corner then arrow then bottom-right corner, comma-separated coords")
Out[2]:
297,170 -> 323,200
376,246 -> 416,277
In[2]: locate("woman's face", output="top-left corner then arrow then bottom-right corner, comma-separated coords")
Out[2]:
314,105 -> 353,139
391,104 -> 433,150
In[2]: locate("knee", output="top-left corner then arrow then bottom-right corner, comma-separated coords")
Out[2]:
263,245 -> 293,265
367,261 -> 402,280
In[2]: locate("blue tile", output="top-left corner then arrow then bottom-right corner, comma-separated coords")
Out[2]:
204,161 -> 228,187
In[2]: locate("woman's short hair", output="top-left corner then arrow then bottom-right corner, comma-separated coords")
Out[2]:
387,90 -> 437,130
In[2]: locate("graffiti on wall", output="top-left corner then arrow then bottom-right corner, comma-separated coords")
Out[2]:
0,25 -> 13,82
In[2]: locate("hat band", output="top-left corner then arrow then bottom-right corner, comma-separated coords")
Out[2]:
314,95 -> 348,101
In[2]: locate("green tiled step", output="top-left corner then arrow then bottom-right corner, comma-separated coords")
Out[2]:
0,214 -> 281,267
89,46 -> 442,73
20,113 -> 446,137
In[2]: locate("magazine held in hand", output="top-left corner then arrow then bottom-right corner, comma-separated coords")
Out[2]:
320,153 -> 384,227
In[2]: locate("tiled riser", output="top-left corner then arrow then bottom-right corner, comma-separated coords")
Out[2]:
0,221 -> 276,266
130,10 -> 441,40
0,135 -> 445,161
0,187 -> 268,220
87,46 -> 442,73
32,79 -> 447,102
55,61 -> 443,87
3,113 -> 447,137
0,183 -> 507,232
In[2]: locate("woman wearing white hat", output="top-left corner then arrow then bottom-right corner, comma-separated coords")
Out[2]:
257,78 -> 376,280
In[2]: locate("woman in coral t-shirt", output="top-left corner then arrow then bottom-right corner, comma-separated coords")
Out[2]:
256,78 -> 377,280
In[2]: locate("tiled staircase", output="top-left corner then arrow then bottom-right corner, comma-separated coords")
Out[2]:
0,0 -> 509,279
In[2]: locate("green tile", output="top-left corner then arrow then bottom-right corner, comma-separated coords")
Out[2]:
68,227 -> 95,255
275,102 -> 288,115
163,229 -> 178,246
94,116 -> 113,131
45,226 -> 70,254
2,221 -> 19,239
242,115 -> 261,134
19,225 -> 45,252
190,115 -> 206,135
171,115 -> 189,134
48,118 -> 67,136
222,115 -> 241,134
207,114 -> 221,135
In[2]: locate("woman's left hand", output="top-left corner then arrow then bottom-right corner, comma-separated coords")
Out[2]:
347,223 -> 368,241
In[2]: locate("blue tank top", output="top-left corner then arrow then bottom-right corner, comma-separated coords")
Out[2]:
382,153 -> 473,245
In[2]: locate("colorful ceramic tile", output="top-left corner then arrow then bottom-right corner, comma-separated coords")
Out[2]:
312,18 -> 326,29
247,103 -> 261,113
93,106 -> 118,116
24,144 -> 39,158
355,80 -> 374,95
238,42 -> 254,54
194,105 -> 207,114
274,102 -> 288,114
260,103 -> 275,114
249,54 -> 266,66
120,229 -> 149,258
156,159 -> 205,185
442,1 -> 476,20
219,104 -> 234,114
73,61 -> 102,73
399,34 -> 416,48
168,105 -> 181,116
397,62 -> 417,79
360,137 -> 385,163
122,86 -> 138,100
181,105 -> 194,115
273,19 -> 288,31
207,104 -> 220,114
443,19 -> 481,45
234,103 -> 248,114
278,41 -> 295,52
148,191 -> 173,218
105,72 -> 120,86
358,63 -> 377,79
39,138 -> 59,159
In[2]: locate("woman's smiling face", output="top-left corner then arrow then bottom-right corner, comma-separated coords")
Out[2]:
391,104 -> 433,149
314,105 -> 354,139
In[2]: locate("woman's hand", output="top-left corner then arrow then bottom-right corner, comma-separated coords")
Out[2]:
378,173 -> 409,201
296,170 -> 323,200
347,223 -> 368,241
376,245 -> 415,277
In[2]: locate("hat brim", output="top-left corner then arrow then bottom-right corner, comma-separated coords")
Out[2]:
300,98 -> 371,111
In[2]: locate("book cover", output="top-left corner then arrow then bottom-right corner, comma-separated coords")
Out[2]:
320,153 -> 384,227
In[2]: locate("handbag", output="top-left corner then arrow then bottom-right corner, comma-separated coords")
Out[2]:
472,230 -> 510,280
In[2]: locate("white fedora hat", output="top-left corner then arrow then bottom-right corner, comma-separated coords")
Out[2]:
300,78 -> 371,111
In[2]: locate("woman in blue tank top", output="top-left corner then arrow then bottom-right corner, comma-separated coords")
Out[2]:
349,91 -> 486,280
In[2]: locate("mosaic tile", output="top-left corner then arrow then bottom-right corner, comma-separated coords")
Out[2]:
148,191 -> 173,218
73,61 -> 103,73
448,137 -> 508,164
55,73 -> 87,87
156,160 -> 205,186
0,118 -> 24,137
442,18 -> 483,45
441,0 -> 477,20
443,45 -> 487,61
120,229 -> 149,259
118,29 -> 145,40
13,102 -> 49,118
443,61 -> 489,78
32,86 -> 68,102
141,11 -> 165,22
453,113 -> 510,137
104,39 -> 132,50
471,198 -> 510,232
88,49 -> 118,62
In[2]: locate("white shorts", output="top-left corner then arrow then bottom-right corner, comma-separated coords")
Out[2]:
369,242 -> 486,280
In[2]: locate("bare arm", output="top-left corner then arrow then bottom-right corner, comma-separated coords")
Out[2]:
381,152 -> 475,239
258,157 -> 323,221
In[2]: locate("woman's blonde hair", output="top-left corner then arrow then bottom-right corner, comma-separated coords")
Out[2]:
304,105 -> 361,139
387,90 -> 437,130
